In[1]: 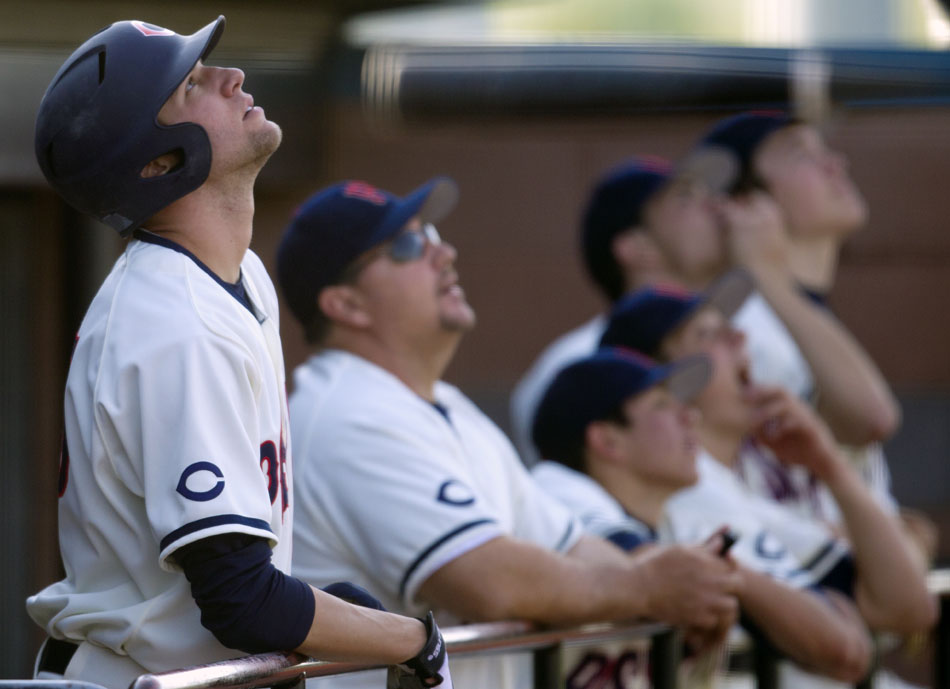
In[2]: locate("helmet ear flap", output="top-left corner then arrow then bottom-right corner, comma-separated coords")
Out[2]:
105,121 -> 213,235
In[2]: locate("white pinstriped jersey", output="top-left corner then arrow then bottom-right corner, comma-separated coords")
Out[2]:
27,238 -> 292,677
289,349 -> 581,689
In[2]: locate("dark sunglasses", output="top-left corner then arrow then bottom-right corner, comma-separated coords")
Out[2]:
386,223 -> 442,262
343,223 -> 442,281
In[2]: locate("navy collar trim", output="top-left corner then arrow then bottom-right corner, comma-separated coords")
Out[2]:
132,229 -> 264,322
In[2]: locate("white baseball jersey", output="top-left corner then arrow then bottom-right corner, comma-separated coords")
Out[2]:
290,349 -> 581,689
27,237 -> 292,685
662,451 -> 849,588
733,293 -> 897,523
509,315 -> 606,467
532,461 -> 655,549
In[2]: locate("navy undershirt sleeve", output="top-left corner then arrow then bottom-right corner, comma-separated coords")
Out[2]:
605,529 -> 652,552
813,553 -> 856,600
176,533 -> 315,653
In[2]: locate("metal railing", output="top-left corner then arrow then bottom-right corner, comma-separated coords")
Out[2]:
6,569 -> 949,689
130,619 -> 677,689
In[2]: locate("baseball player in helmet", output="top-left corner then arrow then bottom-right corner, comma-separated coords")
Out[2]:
27,17 -> 451,689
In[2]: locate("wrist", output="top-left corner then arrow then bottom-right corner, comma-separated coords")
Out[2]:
744,261 -> 793,292
624,550 -> 661,620
399,611 -> 446,683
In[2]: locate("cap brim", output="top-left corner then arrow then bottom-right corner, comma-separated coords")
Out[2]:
199,16 -> 226,62
703,269 -> 753,320
417,176 -> 459,224
674,146 -> 739,195
164,16 -> 226,106
664,355 -> 712,403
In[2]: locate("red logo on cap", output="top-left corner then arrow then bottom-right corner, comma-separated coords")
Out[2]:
634,155 -> 673,175
612,346 -> 658,367
652,282 -> 693,299
130,21 -> 175,37
343,181 -> 387,205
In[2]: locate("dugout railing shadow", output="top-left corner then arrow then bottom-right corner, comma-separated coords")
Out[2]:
7,568 -> 950,689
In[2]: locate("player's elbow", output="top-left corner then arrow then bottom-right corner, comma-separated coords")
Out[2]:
439,585 -> 523,623
864,401 -> 901,443
815,636 -> 873,684
862,589 -> 938,636
891,592 -> 939,635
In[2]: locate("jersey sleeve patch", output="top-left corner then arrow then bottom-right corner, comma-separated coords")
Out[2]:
176,462 -> 226,502
436,479 -> 476,506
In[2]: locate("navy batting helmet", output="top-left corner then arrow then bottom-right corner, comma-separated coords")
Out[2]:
35,17 -> 226,235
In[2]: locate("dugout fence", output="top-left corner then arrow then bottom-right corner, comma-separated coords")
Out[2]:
7,569 -> 950,689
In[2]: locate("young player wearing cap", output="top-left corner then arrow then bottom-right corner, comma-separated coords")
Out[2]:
530,347 -> 872,681
593,276 -> 935,641
509,155 -> 821,469
27,17 -> 451,689
695,112 -> 935,557
277,178 -> 744,689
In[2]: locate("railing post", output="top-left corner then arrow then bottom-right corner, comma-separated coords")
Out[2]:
533,644 -> 562,689
649,628 -> 681,689
936,594 -> 950,689
752,638 -> 780,689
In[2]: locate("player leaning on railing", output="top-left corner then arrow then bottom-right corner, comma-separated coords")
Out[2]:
26,16 -> 450,689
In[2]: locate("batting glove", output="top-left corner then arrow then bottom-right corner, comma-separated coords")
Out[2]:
386,611 -> 453,689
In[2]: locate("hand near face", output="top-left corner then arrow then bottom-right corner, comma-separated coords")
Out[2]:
746,384 -> 840,480
716,191 -> 790,275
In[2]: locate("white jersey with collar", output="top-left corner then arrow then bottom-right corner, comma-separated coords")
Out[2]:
290,349 -> 581,689
531,461 -> 655,548
661,451 -> 849,589
27,238 -> 292,677
509,314 -> 606,467
732,293 -> 896,523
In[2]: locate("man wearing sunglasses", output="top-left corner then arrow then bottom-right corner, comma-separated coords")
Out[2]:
277,178 -> 743,689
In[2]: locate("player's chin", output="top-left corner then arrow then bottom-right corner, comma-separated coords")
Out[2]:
439,305 -> 477,332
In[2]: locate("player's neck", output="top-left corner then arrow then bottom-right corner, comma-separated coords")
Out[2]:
331,331 -> 460,403
698,424 -> 743,470
591,462 -> 669,529
144,185 -> 255,283
786,236 -> 840,293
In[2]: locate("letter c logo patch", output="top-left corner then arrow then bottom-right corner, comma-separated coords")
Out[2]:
437,479 -> 475,506
177,462 -> 225,502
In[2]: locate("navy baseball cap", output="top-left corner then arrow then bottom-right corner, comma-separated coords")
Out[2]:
532,347 -> 711,469
696,111 -> 796,193
277,177 -> 458,329
582,151 -> 737,302
600,269 -> 753,358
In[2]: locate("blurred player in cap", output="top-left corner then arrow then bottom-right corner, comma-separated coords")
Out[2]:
695,112 -> 935,558
27,17 -> 451,689
531,344 -> 873,681
278,177 -> 743,689
510,154 -> 740,467
590,277 -> 935,647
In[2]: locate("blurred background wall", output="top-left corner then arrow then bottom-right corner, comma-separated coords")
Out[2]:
1,0 -> 949,678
